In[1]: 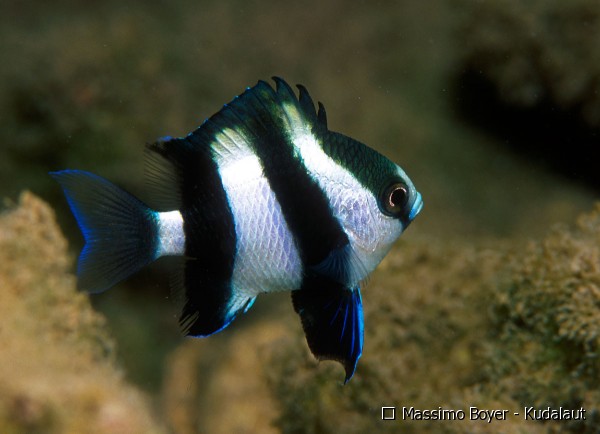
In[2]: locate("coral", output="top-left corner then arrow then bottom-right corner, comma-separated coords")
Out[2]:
260,205 -> 600,433
158,236 -> 504,433
161,302 -> 291,434
263,239 -> 508,434
457,0 -> 600,127
5,173 -> 594,434
483,204 -> 600,430
7,191 -> 594,434
0,192 -> 165,434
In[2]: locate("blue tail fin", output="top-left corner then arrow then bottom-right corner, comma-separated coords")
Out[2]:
50,170 -> 159,293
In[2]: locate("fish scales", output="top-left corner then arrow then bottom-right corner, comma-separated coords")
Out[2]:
50,77 -> 423,382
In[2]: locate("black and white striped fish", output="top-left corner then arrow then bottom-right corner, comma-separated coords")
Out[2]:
51,78 -> 422,382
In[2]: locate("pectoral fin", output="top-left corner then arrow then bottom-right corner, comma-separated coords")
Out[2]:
291,279 -> 364,383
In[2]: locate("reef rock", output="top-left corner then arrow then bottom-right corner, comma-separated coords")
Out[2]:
261,206 -> 600,433
0,192 -> 165,434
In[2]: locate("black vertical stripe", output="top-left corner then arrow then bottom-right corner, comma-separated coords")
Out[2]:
146,136 -> 237,336
205,79 -> 349,270
146,78 -> 351,336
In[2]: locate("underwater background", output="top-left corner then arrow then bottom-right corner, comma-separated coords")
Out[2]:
2,0 -> 600,432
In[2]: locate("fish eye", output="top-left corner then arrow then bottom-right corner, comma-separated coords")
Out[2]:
380,181 -> 409,217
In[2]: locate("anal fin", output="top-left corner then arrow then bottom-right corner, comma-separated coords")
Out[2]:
176,259 -> 256,337
292,279 -> 364,383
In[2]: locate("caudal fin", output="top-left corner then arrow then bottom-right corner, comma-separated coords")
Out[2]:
50,170 -> 159,293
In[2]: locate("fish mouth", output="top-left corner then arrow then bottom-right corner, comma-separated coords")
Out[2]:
408,192 -> 423,221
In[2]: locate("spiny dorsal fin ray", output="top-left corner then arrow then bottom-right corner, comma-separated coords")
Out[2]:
200,78 -> 349,268
145,78 -> 327,183
317,102 -> 327,127
296,84 -> 318,124
202,78 -> 327,158
144,78 -> 353,339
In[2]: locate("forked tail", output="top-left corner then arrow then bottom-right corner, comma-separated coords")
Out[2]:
50,170 -> 159,293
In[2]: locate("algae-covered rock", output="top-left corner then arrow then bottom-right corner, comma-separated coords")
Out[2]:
163,238 -> 509,434
483,205 -> 600,430
153,204 -> 600,434
162,320 -> 287,434
0,192 -> 165,434
263,239 -> 507,434
260,206 -> 600,433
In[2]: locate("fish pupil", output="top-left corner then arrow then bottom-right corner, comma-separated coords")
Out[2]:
379,181 -> 409,217
389,185 -> 408,208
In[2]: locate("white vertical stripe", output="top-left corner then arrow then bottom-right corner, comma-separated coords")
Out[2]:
213,128 -> 303,296
157,210 -> 185,256
281,102 -> 403,284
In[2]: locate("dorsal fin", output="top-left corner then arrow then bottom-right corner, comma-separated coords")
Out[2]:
151,78 -> 349,270
145,78 -> 328,198
208,77 -> 328,152
317,102 -> 328,127
145,136 -> 184,211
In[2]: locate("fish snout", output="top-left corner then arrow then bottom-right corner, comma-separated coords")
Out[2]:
408,192 -> 423,222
